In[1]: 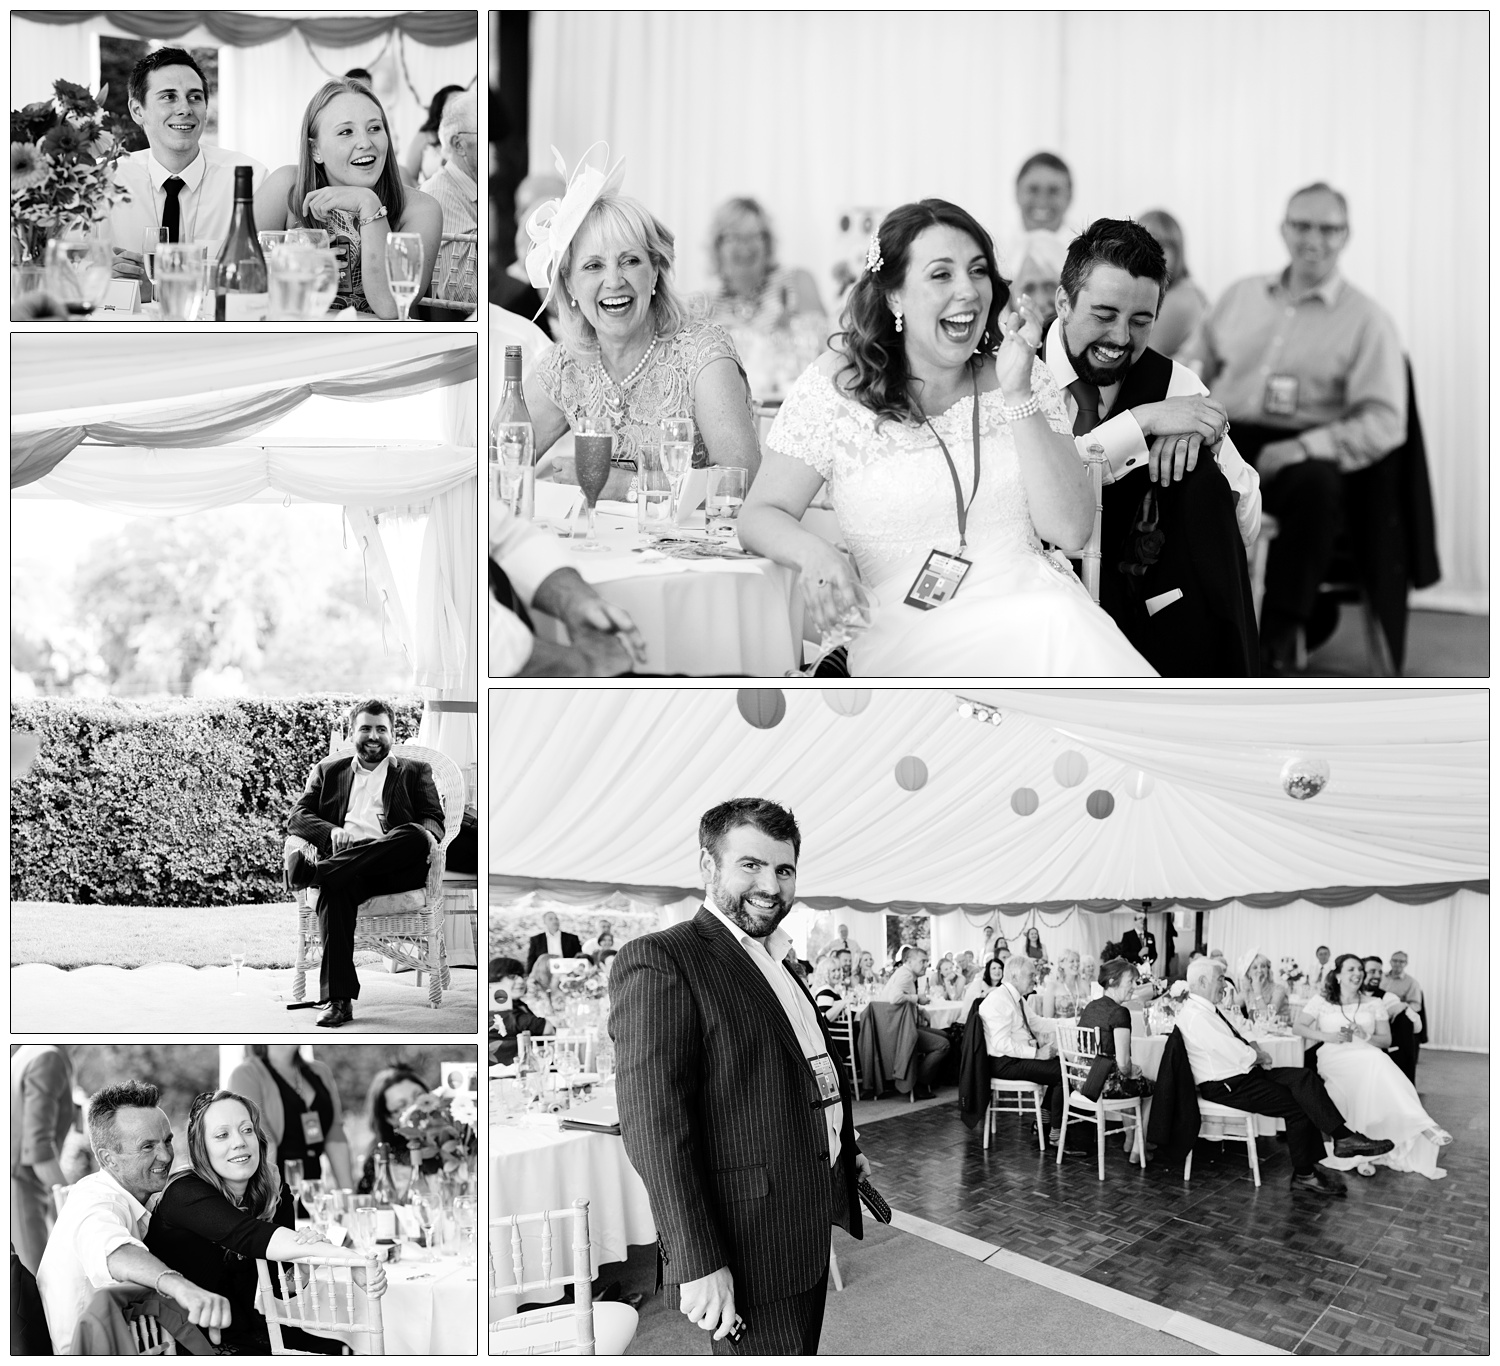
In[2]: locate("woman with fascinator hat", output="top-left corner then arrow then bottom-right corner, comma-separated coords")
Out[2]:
737,199 -> 1154,676
521,145 -> 761,501
1237,948 -> 1290,1023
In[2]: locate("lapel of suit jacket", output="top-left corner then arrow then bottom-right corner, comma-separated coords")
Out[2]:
381,756 -> 402,821
331,756 -> 356,824
694,908 -> 814,1077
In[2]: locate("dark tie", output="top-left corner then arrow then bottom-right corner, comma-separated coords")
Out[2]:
489,556 -> 533,632
1014,987 -> 1040,1045
1215,1005 -> 1254,1048
1068,378 -> 1102,436
162,176 -> 184,242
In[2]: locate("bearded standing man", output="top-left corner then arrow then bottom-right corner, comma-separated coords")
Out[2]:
610,799 -> 867,1355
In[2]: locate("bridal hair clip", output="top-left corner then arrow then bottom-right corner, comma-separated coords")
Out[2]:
865,232 -> 883,275
524,141 -> 627,317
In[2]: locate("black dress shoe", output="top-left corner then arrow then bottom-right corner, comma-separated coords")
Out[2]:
284,846 -> 317,892
914,1088 -> 938,1101
1291,1169 -> 1345,1197
1333,1133 -> 1395,1159
315,999 -> 353,1028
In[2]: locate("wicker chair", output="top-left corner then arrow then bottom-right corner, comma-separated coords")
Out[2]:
421,232 -> 477,313
284,743 -> 465,1009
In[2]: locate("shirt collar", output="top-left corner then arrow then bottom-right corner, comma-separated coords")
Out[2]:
96,1169 -> 153,1224
704,895 -> 794,964
1270,266 -> 1344,307
441,160 -> 478,197
146,148 -> 206,193
350,754 -> 390,783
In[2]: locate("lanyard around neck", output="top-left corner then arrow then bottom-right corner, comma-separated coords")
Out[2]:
917,368 -> 982,555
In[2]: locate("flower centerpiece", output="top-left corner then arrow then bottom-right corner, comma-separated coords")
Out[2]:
393,1087 -> 478,1194
11,80 -> 130,261
553,957 -> 609,1026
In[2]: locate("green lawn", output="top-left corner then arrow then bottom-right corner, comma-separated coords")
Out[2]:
11,901 -> 385,970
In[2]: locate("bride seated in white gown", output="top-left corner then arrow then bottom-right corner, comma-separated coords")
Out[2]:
737,198 -> 1154,677
1294,953 -> 1452,1180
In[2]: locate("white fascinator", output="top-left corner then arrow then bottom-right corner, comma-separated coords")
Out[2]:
523,141 -> 627,316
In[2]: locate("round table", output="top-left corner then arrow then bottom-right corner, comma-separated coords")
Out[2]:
379,1258 -> 478,1355
526,505 -> 803,675
1134,1028 -> 1303,1135
491,1112 -> 656,1314
920,1000 -> 966,1029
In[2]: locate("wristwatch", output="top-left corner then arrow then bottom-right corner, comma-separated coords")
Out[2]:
358,204 -> 389,229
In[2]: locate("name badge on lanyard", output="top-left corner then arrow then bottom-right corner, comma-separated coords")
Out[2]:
905,370 -> 981,611
1262,374 -> 1300,418
301,1110 -> 325,1146
808,1053 -> 843,1107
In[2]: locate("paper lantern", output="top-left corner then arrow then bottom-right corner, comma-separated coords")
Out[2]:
1280,755 -> 1330,800
737,689 -> 785,729
1011,787 -> 1039,816
1054,751 -> 1088,787
822,690 -> 872,717
1086,789 -> 1115,819
895,756 -> 928,791
1125,770 -> 1155,800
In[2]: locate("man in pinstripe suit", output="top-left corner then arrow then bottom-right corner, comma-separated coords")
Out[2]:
611,799 -> 867,1355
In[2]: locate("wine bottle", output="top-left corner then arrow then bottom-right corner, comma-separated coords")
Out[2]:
491,346 -> 535,519
214,166 -> 267,321
371,1142 -> 399,1240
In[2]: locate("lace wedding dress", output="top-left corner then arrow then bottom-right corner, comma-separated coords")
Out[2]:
1304,996 -> 1446,1179
766,359 -> 1155,676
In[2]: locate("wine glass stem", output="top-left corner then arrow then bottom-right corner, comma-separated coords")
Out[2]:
587,503 -> 598,542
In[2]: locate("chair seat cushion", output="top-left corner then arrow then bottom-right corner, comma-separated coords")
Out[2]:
357,891 -> 427,918
492,1302 -> 637,1356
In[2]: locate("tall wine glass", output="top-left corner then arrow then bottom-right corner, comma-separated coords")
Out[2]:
230,950 -> 247,995
142,226 -> 170,301
385,232 -> 425,320
573,418 -> 614,551
659,415 -> 694,520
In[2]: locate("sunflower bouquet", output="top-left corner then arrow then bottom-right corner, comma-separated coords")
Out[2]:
11,80 -> 130,259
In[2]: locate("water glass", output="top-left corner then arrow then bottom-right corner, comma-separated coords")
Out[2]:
284,228 -> 331,250
257,229 -> 288,258
385,231 -> 425,320
156,245 -> 207,321
283,1160 -> 304,1202
352,1207 -> 379,1258
636,452 -> 672,537
705,467 -> 747,539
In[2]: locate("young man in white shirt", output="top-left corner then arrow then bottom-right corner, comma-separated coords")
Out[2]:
1176,958 -> 1391,1197
36,1081 -> 229,1353
107,48 -> 266,300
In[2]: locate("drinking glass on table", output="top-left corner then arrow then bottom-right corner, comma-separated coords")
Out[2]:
573,418 -> 614,551
352,1207 -> 379,1259
45,236 -> 113,316
409,1192 -> 438,1260
705,467 -> 747,539
141,226 -> 170,298
282,1160 -> 303,1209
384,232 -> 425,320
636,449 -> 672,538
267,244 -> 321,319
155,245 -> 208,321
257,229 -> 288,259
453,1197 -> 476,1266
284,228 -> 331,250
659,415 -> 695,519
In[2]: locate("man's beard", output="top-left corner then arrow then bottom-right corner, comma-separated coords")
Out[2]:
709,877 -> 790,938
358,738 -> 390,765
1061,322 -> 1134,387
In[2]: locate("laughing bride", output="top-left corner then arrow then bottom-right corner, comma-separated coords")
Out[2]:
736,198 -> 1154,676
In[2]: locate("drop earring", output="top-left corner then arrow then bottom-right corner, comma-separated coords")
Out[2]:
894,307 -> 904,334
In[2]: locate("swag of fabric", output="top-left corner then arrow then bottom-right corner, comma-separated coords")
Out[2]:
17,10 -> 475,46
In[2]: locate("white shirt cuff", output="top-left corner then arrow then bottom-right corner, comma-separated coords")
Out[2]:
490,599 -> 536,677
1075,410 -> 1151,482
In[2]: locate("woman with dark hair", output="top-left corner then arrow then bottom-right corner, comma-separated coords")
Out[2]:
403,83 -> 465,185
1292,954 -> 1451,1178
1076,959 -> 1152,1097
227,1046 -> 352,1196
146,1091 -> 380,1354
256,78 -> 442,316
738,198 -> 1153,675
1138,209 -> 1209,358
355,1066 -> 437,1196
960,955 -> 1007,1021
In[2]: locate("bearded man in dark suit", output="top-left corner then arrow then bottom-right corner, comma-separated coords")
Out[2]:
611,798 -> 867,1355
284,699 -> 444,1027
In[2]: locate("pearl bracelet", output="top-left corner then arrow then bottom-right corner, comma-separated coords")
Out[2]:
155,1270 -> 177,1296
1000,394 -> 1041,422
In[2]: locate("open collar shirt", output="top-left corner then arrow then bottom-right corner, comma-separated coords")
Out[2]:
978,981 -> 1057,1059
342,755 -> 389,844
106,144 -> 267,255
1175,992 -> 1259,1083
704,898 -> 844,1167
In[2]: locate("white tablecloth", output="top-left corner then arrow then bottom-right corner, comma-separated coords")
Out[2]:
1135,1030 -> 1303,1136
528,508 -> 802,675
491,1115 -> 656,1311
379,1259 -> 478,1355
853,998 -> 965,1029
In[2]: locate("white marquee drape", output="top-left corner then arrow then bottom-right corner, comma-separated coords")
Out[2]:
529,10 -> 1488,610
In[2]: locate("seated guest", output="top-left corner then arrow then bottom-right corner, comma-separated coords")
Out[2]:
520,151 -> 761,501
525,956 -> 559,1020
227,1046 -> 353,1197
490,956 -> 552,1063
1039,948 -> 1086,1019
37,1082 -> 230,1354
852,950 -> 880,988
355,1066 -> 435,1195
694,196 -> 829,400
956,949 -> 978,983
256,79 -> 442,317
979,956 -> 1064,1142
1007,231 -> 1068,335
961,956 -> 1006,1021
1138,209 -> 1209,359
1077,959 -> 1153,1096
403,84 -> 464,186
495,172 -> 566,332
812,948 -> 854,1023
880,946 -> 950,1099
1080,952 -> 1102,1000
1293,955 -> 1450,1178
147,1091 -> 380,1354
1362,955 -> 1420,1084
1239,948 -> 1290,1022
1381,950 -> 1425,1080
526,910 -> 582,971
580,919 -> 613,957
419,90 -> 478,304
107,49 -> 267,301
284,699 -> 445,1028
1179,183 -> 1407,674
1177,957 -> 1393,1196
929,957 -> 964,1002
590,930 -> 616,962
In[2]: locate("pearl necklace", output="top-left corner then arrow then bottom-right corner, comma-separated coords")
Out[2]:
596,335 -> 659,432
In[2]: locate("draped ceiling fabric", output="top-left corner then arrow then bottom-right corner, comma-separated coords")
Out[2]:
530,10 -> 1487,611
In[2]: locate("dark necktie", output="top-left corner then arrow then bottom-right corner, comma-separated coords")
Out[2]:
1014,987 -> 1040,1045
1215,1004 -> 1254,1047
162,176 -> 185,242
1068,377 -> 1102,436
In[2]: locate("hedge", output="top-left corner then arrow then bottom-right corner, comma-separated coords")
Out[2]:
10,695 -> 424,907
487,906 -> 662,967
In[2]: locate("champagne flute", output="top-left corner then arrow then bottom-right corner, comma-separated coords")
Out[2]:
230,950 -> 246,995
384,231 -> 425,320
410,1192 -> 438,1261
142,226 -> 169,300
283,1159 -> 304,1216
659,415 -> 694,520
573,418 -> 614,551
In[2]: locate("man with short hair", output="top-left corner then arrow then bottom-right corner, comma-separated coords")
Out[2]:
1382,950 -> 1425,1080
107,48 -> 266,300
1117,910 -> 1158,973
1363,956 -> 1421,1083
1311,944 -> 1332,987
1176,958 -> 1392,1197
526,910 -> 583,973
420,89 -> 478,303
36,1081 -> 230,1354
879,946 -> 949,1099
1042,218 -> 1262,675
826,922 -> 862,957
285,699 -> 445,1028
978,956 -> 1065,1142
1182,183 -> 1409,673
611,798 -> 867,1354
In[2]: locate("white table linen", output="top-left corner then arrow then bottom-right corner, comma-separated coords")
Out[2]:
377,1259 -> 477,1355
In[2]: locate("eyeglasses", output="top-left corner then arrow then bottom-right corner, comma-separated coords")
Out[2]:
1284,220 -> 1348,238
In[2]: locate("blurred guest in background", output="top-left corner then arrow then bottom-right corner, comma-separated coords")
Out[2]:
523,153 -> 761,501
1139,209 -> 1209,358
356,1065 -> 435,1194
961,956 -> 1006,1021
420,90 -> 479,305
1039,948 -> 1085,1019
1000,150 -> 1077,276
527,910 -> 582,971
403,83 -> 464,186
11,1044 -> 73,1276
1239,949 -> 1290,1022
490,956 -> 552,1063
495,171 -> 566,330
696,197 -> 828,401
227,1046 -> 352,1194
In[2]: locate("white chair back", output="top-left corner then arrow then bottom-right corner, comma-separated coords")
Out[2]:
1054,1023 -> 1099,1094
1079,453 -> 1106,602
490,1200 -> 597,1354
254,1256 -> 385,1355
131,1314 -> 177,1355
